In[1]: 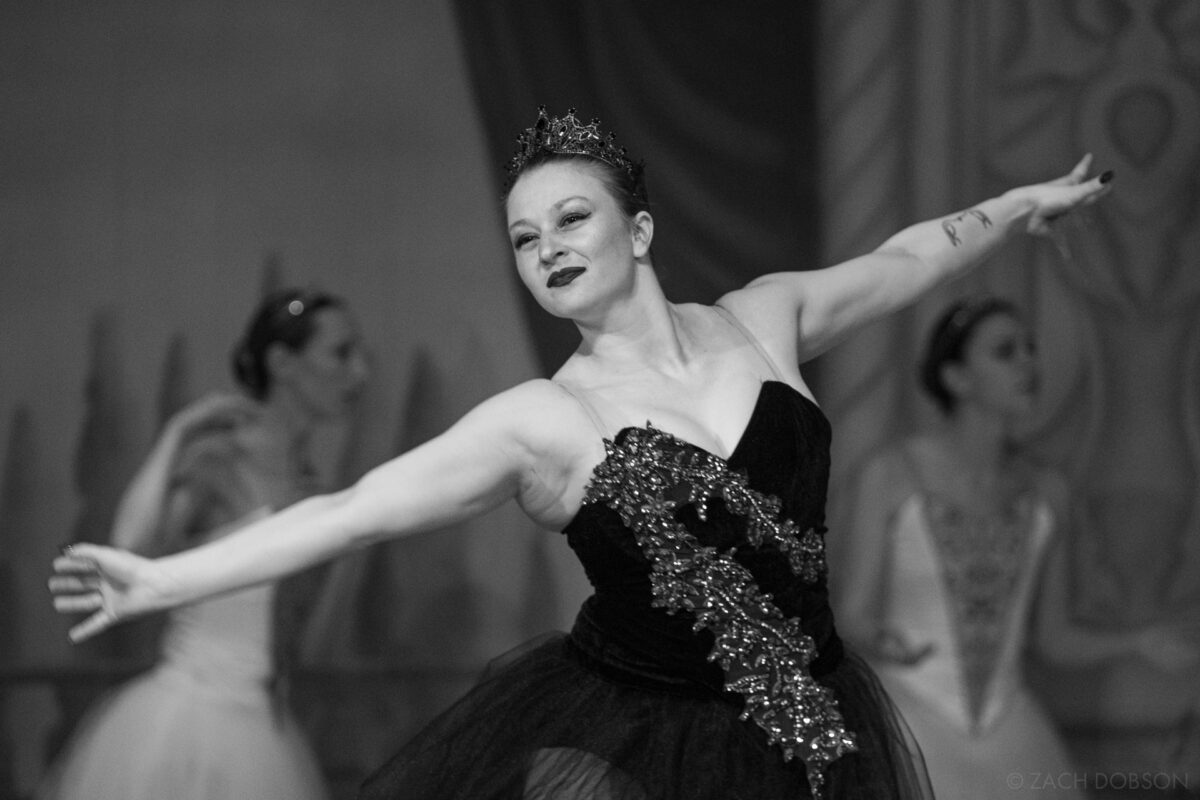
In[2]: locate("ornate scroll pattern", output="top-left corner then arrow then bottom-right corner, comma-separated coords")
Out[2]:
982,1 -> 1200,617
583,425 -> 855,798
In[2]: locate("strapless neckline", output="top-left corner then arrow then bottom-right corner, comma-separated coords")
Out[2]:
611,380 -> 820,462
562,381 -> 824,531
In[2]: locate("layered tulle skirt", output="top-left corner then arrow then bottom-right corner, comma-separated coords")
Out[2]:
36,662 -> 329,800
360,630 -> 932,800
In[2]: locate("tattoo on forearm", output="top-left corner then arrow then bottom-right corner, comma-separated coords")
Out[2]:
940,208 -> 992,247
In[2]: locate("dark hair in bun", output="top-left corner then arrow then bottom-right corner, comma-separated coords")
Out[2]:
231,288 -> 341,399
919,296 -> 1018,414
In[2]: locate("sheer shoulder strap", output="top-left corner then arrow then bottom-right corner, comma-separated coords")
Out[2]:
551,381 -> 609,440
712,303 -> 785,381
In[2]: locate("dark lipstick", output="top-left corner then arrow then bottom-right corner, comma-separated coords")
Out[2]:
547,267 -> 585,288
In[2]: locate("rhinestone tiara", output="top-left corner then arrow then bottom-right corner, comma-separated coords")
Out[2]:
504,106 -> 643,193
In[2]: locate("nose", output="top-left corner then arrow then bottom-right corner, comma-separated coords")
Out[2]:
347,348 -> 371,386
538,232 -> 566,265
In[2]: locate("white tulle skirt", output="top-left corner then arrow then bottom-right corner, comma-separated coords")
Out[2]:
881,679 -> 1087,799
36,662 -> 329,800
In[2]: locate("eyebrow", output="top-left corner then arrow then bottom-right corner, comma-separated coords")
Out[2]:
508,196 -> 590,233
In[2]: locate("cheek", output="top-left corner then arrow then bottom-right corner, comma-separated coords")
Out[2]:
986,367 -> 1025,398
305,360 -> 343,390
513,252 -> 540,286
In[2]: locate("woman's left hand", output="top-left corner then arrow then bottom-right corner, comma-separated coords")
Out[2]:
1023,153 -> 1114,237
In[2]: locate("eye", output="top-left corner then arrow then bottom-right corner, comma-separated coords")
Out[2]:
513,232 -> 537,250
560,211 -> 588,227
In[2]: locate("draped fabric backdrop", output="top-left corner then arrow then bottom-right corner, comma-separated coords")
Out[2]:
453,1 -> 822,375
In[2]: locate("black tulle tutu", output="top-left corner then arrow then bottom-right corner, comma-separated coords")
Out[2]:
359,632 -> 929,800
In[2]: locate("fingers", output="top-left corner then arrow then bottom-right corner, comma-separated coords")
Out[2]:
48,574 -> 102,593
1047,153 -> 1092,187
1028,165 -> 1113,243
55,541 -> 105,564
200,393 -> 258,417
49,556 -> 106,616
70,611 -> 117,644
174,393 -> 260,434
54,593 -> 104,614
49,544 -> 116,641
1070,153 -> 1093,182
53,554 -> 96,575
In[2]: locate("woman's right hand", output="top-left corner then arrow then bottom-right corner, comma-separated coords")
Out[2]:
49,544 -> 177,643
166,392 -> 260,439
871,628 -> 936,667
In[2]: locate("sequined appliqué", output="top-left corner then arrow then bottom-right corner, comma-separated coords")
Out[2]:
582,424 -> 857,798
923,492 -> 1033,732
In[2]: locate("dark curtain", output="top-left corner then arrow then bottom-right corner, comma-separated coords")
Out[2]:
453,1 -> 820,375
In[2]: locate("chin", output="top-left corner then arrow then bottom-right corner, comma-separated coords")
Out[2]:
535,293 -> 588,321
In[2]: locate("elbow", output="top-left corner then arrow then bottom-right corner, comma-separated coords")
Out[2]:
317,484 -> 398,551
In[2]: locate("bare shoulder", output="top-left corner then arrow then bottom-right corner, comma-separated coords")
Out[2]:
474,378 -> 611,529
699,292 -> 810,386
715,279 -> 806,352
461,379 -> 594,454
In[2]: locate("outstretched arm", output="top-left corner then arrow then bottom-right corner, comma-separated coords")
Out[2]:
722,156 -> 1112,363
51,381 -> 576,643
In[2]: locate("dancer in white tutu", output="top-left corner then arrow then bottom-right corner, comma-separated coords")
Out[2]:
834,297 -> 1199,799
38,288 -> 369,800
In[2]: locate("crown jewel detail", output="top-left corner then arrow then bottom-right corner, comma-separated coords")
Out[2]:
505,106 -> 642,191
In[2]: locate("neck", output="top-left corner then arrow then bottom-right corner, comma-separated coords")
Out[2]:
573,266 -> 689,374
941,404 -> 1013,472
258,392 -> 315,466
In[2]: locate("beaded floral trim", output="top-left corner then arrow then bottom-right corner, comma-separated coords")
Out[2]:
924,493 -> 1034,730
582,424 -> 857,798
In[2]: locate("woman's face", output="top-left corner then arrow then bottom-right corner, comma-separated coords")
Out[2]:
948,312 -> 1038,419
273,307 -> 370,421
505,160 -> 650,320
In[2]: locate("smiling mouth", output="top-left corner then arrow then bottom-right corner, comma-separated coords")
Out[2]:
547,267 -> 585,288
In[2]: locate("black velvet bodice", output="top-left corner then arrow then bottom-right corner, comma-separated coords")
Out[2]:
356,381 -> 908,800
562,380 -> 843,695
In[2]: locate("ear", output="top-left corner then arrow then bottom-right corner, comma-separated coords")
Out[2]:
940,361 -> 971,400
630,210 -> 654,258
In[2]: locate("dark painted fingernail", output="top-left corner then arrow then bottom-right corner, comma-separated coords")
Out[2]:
58,542 -> 75,555
1099,170 -> 1114,184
